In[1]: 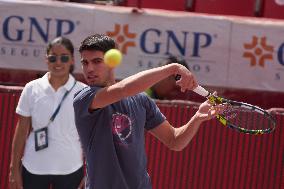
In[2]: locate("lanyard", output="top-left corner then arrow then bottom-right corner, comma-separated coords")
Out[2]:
48,81 -> 77,124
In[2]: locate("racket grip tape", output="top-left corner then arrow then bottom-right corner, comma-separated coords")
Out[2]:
193,85 -> 210,97
175,74 -> 210,97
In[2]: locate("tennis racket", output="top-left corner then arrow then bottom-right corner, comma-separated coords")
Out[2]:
193,85 -> 276,135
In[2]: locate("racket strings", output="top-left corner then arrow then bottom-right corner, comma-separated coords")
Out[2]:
221,105 -> 275,133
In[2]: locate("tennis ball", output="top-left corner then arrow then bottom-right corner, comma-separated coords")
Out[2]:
104,49 -> 122,68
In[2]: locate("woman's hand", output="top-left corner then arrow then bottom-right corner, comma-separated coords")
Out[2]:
9,167 -> 23,189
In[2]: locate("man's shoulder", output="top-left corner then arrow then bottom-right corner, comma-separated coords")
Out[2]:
74,81 -> 87,92
74,86 -> 90,100
73,86 -> 101,103
135,92 -> 149,99
134,92 -> 154,103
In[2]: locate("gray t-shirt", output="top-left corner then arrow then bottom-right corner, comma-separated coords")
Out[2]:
73,86 -> 166,189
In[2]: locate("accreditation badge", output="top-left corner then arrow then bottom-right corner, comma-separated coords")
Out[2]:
34,127 -> 48,151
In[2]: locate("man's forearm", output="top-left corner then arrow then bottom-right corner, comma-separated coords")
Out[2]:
169,114 -> 203,151
118,63 -> 178,97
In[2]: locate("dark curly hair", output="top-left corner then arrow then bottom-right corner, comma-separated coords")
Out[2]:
79,34 -> 116,53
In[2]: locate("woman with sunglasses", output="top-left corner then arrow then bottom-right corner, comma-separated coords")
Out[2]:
9,37 -> 86,189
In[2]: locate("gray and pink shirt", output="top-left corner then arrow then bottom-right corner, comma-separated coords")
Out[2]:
73,86 -> 165,189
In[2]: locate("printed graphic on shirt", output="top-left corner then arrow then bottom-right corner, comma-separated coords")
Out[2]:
111,113 -> 132,145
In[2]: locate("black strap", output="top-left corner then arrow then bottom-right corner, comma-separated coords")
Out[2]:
49,81 -> 77,123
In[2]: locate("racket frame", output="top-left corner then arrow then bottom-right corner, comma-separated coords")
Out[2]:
193,85 -> 276,135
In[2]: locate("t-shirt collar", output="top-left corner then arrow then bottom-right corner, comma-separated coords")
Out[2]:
41,72 -> 75,92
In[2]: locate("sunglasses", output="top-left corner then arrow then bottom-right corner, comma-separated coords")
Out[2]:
47,55 -> 70,63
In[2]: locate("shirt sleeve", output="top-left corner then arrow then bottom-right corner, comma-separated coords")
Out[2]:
142,93 -> 166,130
73,86 -> 101,118
15,83 -> 32,117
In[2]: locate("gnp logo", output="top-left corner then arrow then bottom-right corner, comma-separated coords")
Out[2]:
2,15 -> 77,43
243,36 -> 284,67
0,15 -> 78,58
106,23 -> 213,58
107,23 -> 214,73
